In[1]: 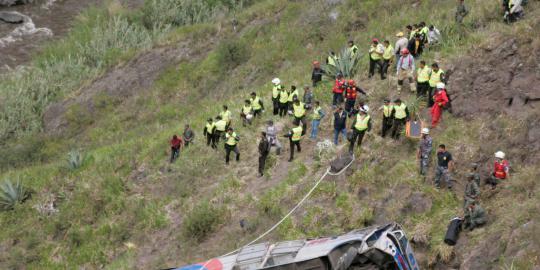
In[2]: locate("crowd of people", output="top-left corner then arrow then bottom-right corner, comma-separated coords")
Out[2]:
167,0 -> 522,232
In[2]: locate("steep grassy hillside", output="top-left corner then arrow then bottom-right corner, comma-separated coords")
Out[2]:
1,0 -> 539,269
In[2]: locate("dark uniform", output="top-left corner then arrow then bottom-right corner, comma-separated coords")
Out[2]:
464,174 -> 480,209
435,150 -> 453,189
258,135 -> 270,176
418,135 -> 433,175
463,203 -> 486,231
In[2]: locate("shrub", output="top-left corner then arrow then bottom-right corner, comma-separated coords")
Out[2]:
183,201 -> 225,240
215,38 -> 250,69
0,179 -> 30,211
67,150 -> 84,170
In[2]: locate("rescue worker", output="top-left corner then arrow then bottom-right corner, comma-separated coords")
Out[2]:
417,128 -> 433,176
487,151 -> 510,189
349,105 -> 371,154
250,92 -> 264,118
278,86 -> 289,117
348,40 -> 359,58
431,83 -> 449,128
505,0 -> 524,23
182,124 -> 194,147
418,22 -> 429,44
203,118 -> 216,149
427,25 -> 442,46
310,101 -> 325,139
224,128 -> 240,164
455,0 -> 469,24
394,32 -> 408,65
464,173 -> 480,209
380,99 -> 393,138
303,85 -> 314,110
410,33 -> 424,58
287,85 -> 300,114
286,122 -> 303,162
241,99 -> 254,127
396,48 -> 416,94
333,106 -> 348,145
434,144 -> 453,189
463,201 -> 486,231
170,135 -> 183,163
368,38 -> 385,79
381,40 -> 394,79
415,60 -> 431,99
311,61 -> 324,87
428,63 -> 446,106
327,51 -> 338,67
292,98 -> 307,132
332,73 -> 346,106
258,132 -> 270,177
344,80 -> 358,113
266,120 -> 282,155
409,24 -> 419,40
214,115 -> 227,144
271,78 -> 283,115
220,105 -> 232,128
390,99 -> 409,140
469,163 -> 481,186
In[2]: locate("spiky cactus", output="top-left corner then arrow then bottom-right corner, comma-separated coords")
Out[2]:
322,47 -> 363,79
0,180 -> 29,211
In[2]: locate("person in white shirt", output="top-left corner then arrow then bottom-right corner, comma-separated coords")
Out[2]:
427,25 -> 442,45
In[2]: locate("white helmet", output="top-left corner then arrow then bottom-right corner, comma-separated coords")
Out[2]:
436,82 -> 445,89
421,128 -> 430,134
272,78 -> 281,85
246,114 -> 253,120
495,151 -> 505,159
360,105 -> 369,113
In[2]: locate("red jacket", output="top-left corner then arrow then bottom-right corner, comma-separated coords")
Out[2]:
433,89 -> 449,107
345,87 -> 357,100
333,79 -> 345,94
171,137 -> 183,148
494,160 -> 509,179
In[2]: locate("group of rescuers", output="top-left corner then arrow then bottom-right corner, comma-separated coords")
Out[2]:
168,2 -> 519,231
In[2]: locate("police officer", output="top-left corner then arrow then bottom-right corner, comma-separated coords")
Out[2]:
380,99 -> 393,138
292,98 -> 307,132
434,144 -> 453,189
390,99 -> 409,140
286,122 -> 303,162
203,118 -> 216,149
266,120 -> 282,155
258,132 -> 270,177
349,105 -> 371,154
250,92 -> 264,118
271,78 -> 283,115
417,128 -> 432,176
224,128 -> 240,164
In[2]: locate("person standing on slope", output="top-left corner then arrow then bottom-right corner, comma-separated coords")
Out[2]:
203,118 -> 216,149
250,92 -> 264,118
417,128 -> 433,176
258,132 -> 270,177
381,40 -> 394,79
224,128 -> 240,165
380,99 -> 393,138
332,73 -> 346,106
266,120 -> 282,155
170,135 -> 183,163
310,101 -> 325,139
271,78 -> 283,115
311,61 -> 324,87
286,122 -> 303,162
390,98 -> 409,140
368,38 -> 385,79
182,124 -> 194,147
333,106 -> 348,145
396,48 -> 416,94
349,105 -> 372,154
431,83 -> 449,128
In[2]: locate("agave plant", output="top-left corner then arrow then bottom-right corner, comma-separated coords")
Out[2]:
0,180 -> 29,211
322,47 -> 363,79
405,95 -> 427,120
67,149 -> 84,170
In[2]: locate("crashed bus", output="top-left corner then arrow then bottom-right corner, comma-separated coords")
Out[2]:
172,223 -> 419,270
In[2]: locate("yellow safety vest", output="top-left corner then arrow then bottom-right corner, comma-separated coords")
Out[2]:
328,55 -> 337,66
215,120 -> 227,132
417,66 -> 431,83
251,96 -> 262,110
370,45 -> 381,60
354,114 -> 371,131
291,126 -> 303,142
410,29 -> 418,39
205,122 -> 214,134
420,26 -> 429,36
383,45 -> 394,60
272,85 -> 282,99
225,132 -> 238,146
279,90 -> 289,103
311,106 -> 323,120
383,105 -> 392,118
394,103 -> 407,119
220,110 -> 232,123
293,102 -> 306,118
429,69 -> 444,87
288,90 -> 299,102
242,105 -> 252,115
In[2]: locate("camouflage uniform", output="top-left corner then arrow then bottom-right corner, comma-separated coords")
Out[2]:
418,135 -> 433,175
463,174 -> 480,209
463,204 -> 486,231
469,163 -> 481,186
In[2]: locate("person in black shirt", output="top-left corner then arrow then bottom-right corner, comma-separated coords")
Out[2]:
311,61 -> 324,87
435,144 -> 453,189
333,106 -> 348,145
258,132 -> 270,177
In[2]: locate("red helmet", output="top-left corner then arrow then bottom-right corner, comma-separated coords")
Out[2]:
401,48 -> 409,55
348,79 -> 355,86
312,60 -> 320,66
372,38 -> 379,43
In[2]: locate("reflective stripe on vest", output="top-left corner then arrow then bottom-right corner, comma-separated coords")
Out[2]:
394,103 -> 407,119
383,45 -> 394,60
429,69 -> 444,87
312,107 -> 322,120
215,120 -> 227,131
251,96 -> 262,110
293,102 -> 306,118
243,105 -> 252,115
291,126 -> 303,141
279,91 -> 289,103
383,105 -> 392,118
288,90 -> 299,102
272,85 -> 282,99
417,67 -> 431,82
205,123 -> 214,134
225,132 -> 238,146
354,114 -> 370,131
220,110 -> 231,122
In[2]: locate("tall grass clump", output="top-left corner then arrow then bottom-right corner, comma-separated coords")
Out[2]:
0,180 -> 30,211
67,150 -> 84,170
183,201 -> 225,240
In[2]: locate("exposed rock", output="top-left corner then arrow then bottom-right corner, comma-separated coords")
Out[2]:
403,192 -> 432,214
0,11 -> 26,24
460,234 -> 504,270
